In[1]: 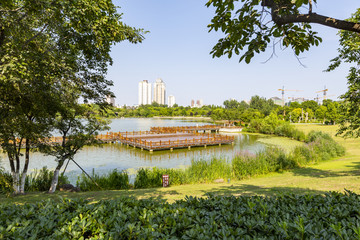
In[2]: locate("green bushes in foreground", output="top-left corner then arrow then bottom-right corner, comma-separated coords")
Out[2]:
1,191 -> 360,239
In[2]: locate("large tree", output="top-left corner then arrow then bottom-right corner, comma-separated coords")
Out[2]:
328,10 -> 360,137
206,0 -> 360,63
0,0 -> 145,194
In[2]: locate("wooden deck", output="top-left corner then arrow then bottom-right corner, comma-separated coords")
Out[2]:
8,125 -> 235,152
118,133 -> 234,151
150,125 -> 221,133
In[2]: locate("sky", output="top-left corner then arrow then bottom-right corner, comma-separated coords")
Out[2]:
107,0 -> 359,107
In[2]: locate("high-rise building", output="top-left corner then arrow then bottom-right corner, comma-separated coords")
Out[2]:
168,95 -> 176,107
106,95 -> 115,106
138,80 -> 152,105
191,99 -> 203,108
196,99 -> 203,108
153,78 -> 166,105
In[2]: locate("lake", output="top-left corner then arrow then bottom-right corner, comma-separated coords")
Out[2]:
0,118 -> 266,183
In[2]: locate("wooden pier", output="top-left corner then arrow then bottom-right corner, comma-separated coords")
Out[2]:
118,133 -> 234,151
9,125 -> 235,152
150,125 -> 221,133
95,129 -> 235,151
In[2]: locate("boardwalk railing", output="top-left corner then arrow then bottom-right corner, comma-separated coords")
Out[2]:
119,134 -> 234,150
150,125 -> 220,133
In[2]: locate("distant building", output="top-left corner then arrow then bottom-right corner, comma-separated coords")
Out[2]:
288,97 -> 308,105
168,95 -> 176,107
153,78 -> 166,105
270,97 -> 283,106
191,99 -> 203,108
106,95 -> 115,106
138,80 -> 152,105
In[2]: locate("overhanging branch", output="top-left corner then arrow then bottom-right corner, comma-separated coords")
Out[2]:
275,13 -> 360,33
262,0 -> 360,33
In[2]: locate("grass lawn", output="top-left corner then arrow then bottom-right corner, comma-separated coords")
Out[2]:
2,124 -> 360,204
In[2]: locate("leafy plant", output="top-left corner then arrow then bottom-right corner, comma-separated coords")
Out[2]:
1,191 -> 360,239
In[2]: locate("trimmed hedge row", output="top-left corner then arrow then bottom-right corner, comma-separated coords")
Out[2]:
1,191 -> 360,239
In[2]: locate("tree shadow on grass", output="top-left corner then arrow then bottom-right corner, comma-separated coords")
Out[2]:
0,188 -> 182,205
291,167 -> 344,178
199,184 -> 326,197
291,161 -> 360,178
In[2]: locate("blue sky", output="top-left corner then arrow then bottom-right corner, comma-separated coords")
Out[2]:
108,0 -> 359,106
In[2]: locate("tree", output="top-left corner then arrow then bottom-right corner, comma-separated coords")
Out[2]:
0,1 -> 145,194
326,10 -> 360,136
249,95 -> 276,116
206,0 -> 359,63
302,100 -> 319,113
290,108 -> 302,123
315,105 -> 327,124
39,103 -> 109,193
223,99 -> 240,109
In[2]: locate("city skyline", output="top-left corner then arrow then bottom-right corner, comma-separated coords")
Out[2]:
107,0 -> 357,106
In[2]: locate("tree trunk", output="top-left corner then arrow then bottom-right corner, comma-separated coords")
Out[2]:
49,157 -> 66,193
19,173 -> 26,194
20,139 -> 30,194
8,152 -> 20,194
11,171 -> 20,194
49,168 -> 60,193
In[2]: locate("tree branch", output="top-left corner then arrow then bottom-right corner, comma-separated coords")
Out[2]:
262,0 -> 360,33
275,13 -> 360,33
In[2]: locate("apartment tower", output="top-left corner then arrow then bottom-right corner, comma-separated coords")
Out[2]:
138,80 -> 152,105
168,95 -> 176,107
153,78 -> 166,105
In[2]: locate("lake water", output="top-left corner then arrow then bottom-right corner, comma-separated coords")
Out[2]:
0,118 -> 266,183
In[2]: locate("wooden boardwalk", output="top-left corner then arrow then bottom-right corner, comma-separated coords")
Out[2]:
9,126 -> 235,152
150,125 -> 221,133
95,129 -> 235,151
118,133 -> 234,151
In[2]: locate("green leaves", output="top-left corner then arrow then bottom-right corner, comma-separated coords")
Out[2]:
206,0 -> 323,63
1,192 -> 360,238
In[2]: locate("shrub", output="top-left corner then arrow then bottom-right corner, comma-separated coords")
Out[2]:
134,167 -> 185,189
25,167 -> 69,192
0,168 -> 12,195
186,157 -> 232,183
2,192 -> 360,239
77,169 -> 130,191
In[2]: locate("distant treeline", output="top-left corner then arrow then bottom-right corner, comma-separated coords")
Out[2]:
96,95 -> 342,125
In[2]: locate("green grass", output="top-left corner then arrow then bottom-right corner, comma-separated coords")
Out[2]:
1,124 -> 360,204
256,136 -> 304,152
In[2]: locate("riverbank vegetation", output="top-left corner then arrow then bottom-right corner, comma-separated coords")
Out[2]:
1,129 -> 344,194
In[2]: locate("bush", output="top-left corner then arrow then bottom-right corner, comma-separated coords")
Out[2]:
247,118 -> 306,141
232,147 -> 293,179
0,168 -> 12,195
25,167 -> 69,192
77,169 -> 130,191
186,157 -> 232,183
2,192 -> 360,239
